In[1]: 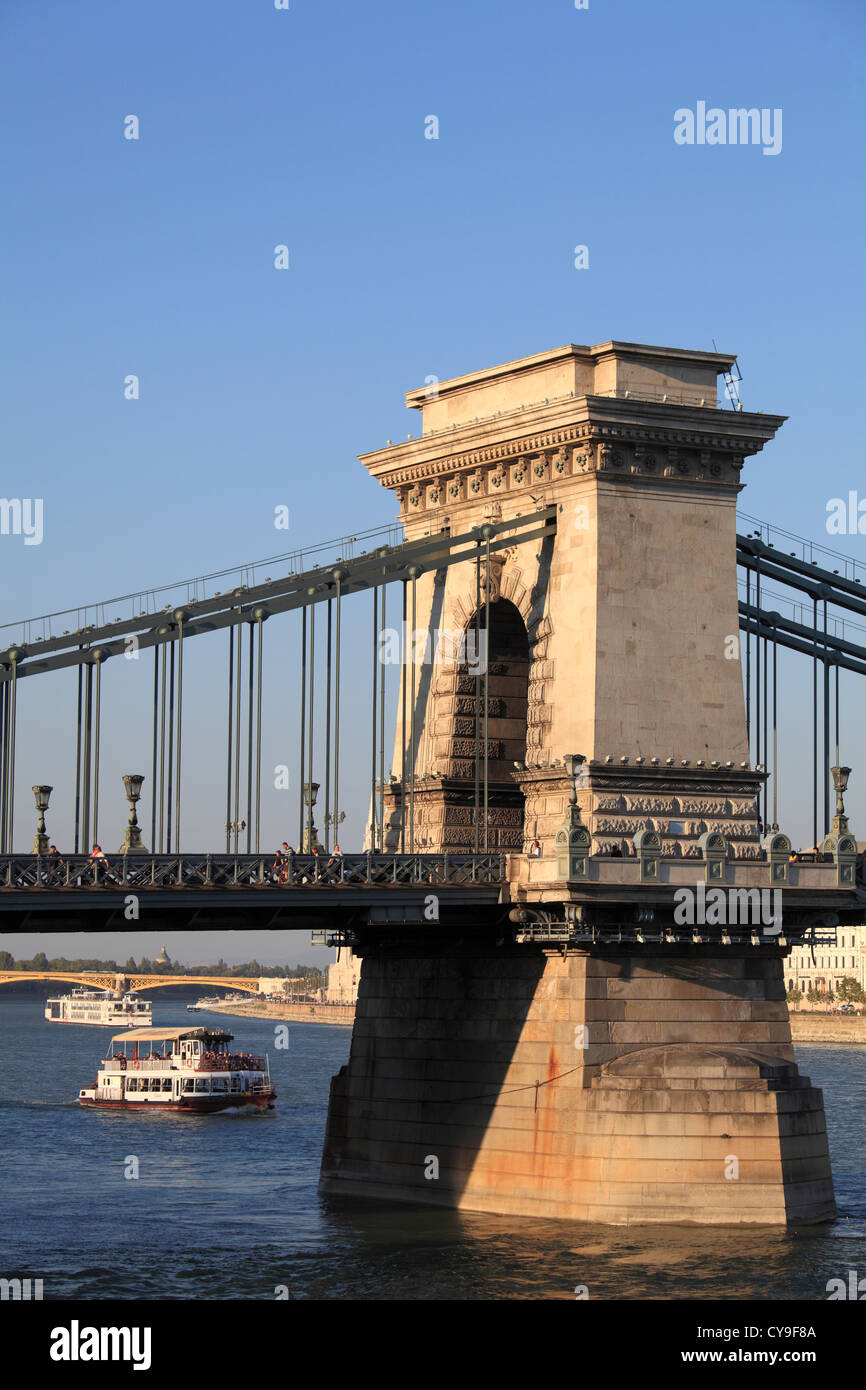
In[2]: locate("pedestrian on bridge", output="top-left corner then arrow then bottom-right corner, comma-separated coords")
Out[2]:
326,845 -> 343,881
89,844 -> 109,885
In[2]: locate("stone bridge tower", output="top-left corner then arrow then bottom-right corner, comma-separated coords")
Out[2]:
362,341 -> 780,861
321,341 -> 847,1227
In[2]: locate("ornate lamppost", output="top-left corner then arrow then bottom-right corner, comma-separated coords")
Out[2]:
32,785 -> 52,854
303,781 -> 320,852
831,765 -> 852,834
119,774 -> 147,853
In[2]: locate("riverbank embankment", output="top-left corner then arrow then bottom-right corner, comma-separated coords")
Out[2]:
207,1000 -> 354,1027
790,1014 -> 866,1044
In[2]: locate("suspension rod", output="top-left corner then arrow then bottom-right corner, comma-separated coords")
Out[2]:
225,626 -> 233,854
409,568 -> 416,856
0,680 -> 7,853
92,655 -> 102,846
371,586 -> 378,851
81,662 -> 92,852
74,658 -> 83,855
246,620 -> 253,855
379,583 -> 386,851
823,598 -> 830,837
255,612 -> 263,855
474,546 -> 480,854
334,575 -> 342,855
153,644 -> 160,852
484,532 -> 490,853
324,600 -> 332,854
5,657 -> 16,853
298,607 -> 306,850
233,620 -> 242,855
158,635 -> 167,854
166,640 -> 175,853
307,605 -> 315,850
174,615 -> 184,853
400,581 -> 406,855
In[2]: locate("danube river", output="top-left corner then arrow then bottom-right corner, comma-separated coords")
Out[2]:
1,997 -> 863,1300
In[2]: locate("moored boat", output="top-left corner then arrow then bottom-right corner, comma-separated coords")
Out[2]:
77,1026 -> 275,1112
45,988 -> 152,1027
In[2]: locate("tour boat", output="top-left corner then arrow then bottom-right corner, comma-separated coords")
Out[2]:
45,988 -> 152,1027
187,993 -> 243,1011
77,1025 -> 275,1112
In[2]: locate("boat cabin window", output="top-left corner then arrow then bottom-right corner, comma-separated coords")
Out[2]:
194,1078 -> 209,1093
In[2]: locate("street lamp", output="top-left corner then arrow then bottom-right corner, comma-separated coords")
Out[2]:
831,765 -> 852,834
32,785 -> 52,854
119,774 -> 148,853
303,782 -> 320,852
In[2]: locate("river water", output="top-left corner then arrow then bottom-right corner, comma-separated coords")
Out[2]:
1,998 -> 863,1300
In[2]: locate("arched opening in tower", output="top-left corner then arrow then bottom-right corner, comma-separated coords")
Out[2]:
445,597 -> 530,851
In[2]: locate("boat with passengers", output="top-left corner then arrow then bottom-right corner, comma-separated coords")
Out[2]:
77,1025 -> 275,1112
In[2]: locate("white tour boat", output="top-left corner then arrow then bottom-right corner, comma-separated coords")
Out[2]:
77,1025 -> 276,1113
45,988 -> 152,1027
186,996 -> 222,1011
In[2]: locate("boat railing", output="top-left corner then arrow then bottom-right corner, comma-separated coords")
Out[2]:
195,1056 -> 266,1072
101,1055 -> 267,1073
101,1057 -> 172,1072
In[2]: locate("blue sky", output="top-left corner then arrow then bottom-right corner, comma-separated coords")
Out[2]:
1,0 -> 864,963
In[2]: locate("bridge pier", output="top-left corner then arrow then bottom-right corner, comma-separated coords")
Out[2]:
320,937 -> 835,1225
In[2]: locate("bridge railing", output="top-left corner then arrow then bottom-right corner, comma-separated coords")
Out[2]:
0,852 -> 509,890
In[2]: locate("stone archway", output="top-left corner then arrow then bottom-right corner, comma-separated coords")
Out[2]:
414,597 -> 530,853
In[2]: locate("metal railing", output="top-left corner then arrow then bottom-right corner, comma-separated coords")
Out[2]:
101,1056 -> 266,1073
0,851 -> 509,891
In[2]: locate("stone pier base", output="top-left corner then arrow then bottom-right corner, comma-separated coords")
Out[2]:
319,944 -> 835,1225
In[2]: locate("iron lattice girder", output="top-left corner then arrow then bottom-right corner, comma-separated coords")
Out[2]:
0,509 -> 556,682
738,604 -> 866,676
736,534 -> 866,674
736,536 -> 866,616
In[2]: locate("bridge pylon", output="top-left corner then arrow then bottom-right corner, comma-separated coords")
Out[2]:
320,340 -> 845,1226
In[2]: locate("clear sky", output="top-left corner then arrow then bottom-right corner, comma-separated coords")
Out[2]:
1,0 -> 864,964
